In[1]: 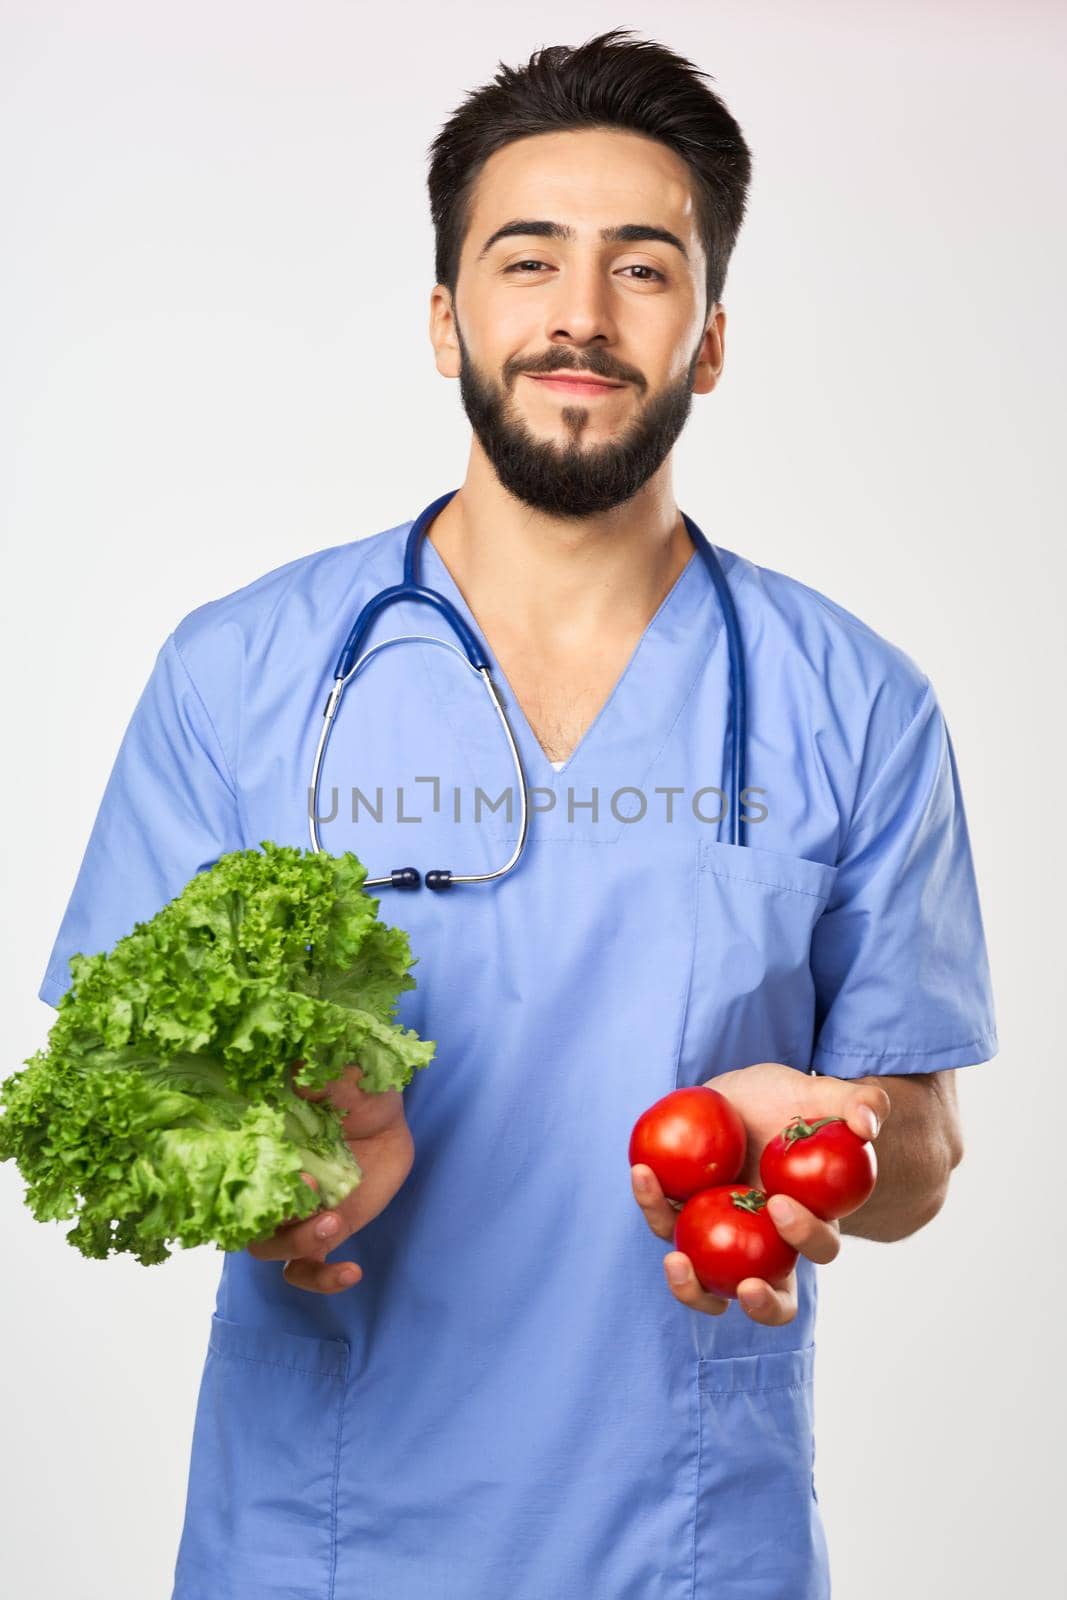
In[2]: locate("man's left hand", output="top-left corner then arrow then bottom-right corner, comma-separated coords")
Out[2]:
630,1062 -> 889,1323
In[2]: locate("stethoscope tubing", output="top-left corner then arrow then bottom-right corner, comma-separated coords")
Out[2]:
684,510 -> 747,849
308,488 -> 746,881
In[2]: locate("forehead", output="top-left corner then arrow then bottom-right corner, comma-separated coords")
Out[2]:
465,128 -> 699,245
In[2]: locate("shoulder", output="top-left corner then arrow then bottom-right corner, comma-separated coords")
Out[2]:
716,546 -> 939,830
168,520 -> 409,676
722,545 -> 932,740
158,522 -> 410,779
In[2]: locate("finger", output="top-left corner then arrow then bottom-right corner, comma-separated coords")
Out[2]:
282,1255 -> 364,1294
736,1272 -> 798,1325
844,1084 -> 891,1143
632,1164 -> 684,1241
662,1251 -> 731,1315
248,1207 -> 343,1262
290,1058 -> 329,1103
765,1194 -> 841,1264
247,1174 -> 339,1260
291,1061 -> 401,1141
794,1076 -> 890,1143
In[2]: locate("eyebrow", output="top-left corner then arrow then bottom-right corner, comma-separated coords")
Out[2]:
476,219 -> 689,263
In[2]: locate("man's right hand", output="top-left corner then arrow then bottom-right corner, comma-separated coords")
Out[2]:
245,1060 -> 415,1293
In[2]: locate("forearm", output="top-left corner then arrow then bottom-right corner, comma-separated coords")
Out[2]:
837,1073 -> 961,1242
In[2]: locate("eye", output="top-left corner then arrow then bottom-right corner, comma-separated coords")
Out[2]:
503,261 -> 666,283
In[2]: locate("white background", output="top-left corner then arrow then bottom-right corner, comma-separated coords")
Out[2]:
2,3 -> 1062,1595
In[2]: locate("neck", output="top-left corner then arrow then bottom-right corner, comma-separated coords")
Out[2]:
426,444 -> 695,651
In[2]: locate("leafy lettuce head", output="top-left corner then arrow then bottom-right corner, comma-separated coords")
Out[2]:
0,842 -> 436,1264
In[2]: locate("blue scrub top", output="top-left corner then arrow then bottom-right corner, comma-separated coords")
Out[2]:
39,513 -> 998,1600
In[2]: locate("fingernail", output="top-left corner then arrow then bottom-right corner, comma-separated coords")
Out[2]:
861,1107 -> 879,1140
634,1171 -> 652,1195
667,1259 -> 689,1286
740,1289 -> 764,1312
768,1195 -> 795,1225
316,1216 -> 339,1239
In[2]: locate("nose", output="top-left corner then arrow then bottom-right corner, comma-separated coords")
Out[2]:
540,259 -> 620,355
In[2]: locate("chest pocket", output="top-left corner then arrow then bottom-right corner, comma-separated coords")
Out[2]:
677,840 -> 839,1084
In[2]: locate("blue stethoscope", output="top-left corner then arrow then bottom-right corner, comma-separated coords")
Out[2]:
308,487 -> 747,884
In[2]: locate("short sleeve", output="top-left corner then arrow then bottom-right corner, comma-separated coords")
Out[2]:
38,631 -> 245,1008
809,678 -> 998,1076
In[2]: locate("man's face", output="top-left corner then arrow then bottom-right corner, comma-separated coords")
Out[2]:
434,127 -> 724,520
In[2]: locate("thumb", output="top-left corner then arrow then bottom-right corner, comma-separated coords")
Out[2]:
835,1079 -> 891,1141
798,1071 -> 890,1142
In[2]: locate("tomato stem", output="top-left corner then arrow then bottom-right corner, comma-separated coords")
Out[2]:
729,1188 -> 767,1213
782,1114 -> 843,1146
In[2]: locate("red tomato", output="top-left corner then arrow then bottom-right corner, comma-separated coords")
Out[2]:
759,1115 -> 877,1221
674,1185 -> 799,1299
629,1086 -> 746,1202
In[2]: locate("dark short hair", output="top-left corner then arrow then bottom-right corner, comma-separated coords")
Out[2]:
426,27 -> 753,316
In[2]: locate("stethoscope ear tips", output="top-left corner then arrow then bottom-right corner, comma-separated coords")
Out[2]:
386,866 -> 453,890
387,866 -> 453,890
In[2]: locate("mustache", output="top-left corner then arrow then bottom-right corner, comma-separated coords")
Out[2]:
510,353 -> 643,388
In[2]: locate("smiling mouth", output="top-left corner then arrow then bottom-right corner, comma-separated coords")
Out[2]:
526,374 -> 626,397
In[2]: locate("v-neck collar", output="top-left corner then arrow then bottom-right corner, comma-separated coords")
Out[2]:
400,512 -> 744,845
420,529 -> 700,786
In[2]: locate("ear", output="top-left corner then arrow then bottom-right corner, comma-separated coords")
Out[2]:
429,284 -> 462,380
692,305 -> 726,397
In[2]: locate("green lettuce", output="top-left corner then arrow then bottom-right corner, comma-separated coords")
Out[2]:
0,841 -> 436,1265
